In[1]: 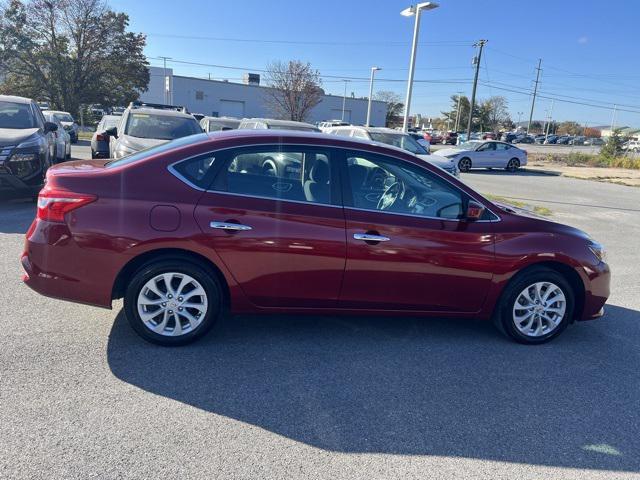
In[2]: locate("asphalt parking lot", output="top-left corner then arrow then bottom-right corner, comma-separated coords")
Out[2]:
1,143 -> 639,479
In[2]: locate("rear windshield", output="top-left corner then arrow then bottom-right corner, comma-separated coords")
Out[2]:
106,133 -> 207,169
368,132 -> 427,155
125,113 -> 202,140
0,101 -> 36,129
54,113 -> 74,122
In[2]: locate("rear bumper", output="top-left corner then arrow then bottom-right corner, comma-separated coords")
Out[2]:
21,219 -> 116,308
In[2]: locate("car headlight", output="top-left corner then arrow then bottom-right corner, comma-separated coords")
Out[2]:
16,136 -> 46,154
444,153 -> 459,159
588,241 -> 607,263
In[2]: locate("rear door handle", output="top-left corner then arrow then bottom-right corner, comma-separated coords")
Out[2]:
354,233 -> 390,242
210,221 -> 253,231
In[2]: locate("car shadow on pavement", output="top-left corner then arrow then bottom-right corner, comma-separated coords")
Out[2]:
107,304 -> 640,472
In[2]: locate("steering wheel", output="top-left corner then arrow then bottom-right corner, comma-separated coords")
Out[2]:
377,181 -> 404,211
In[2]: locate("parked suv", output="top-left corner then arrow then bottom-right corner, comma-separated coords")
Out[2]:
106,102 -> 202,159
326,125 -> 458,177
200,116 -> 241,132
0,95 -> 57,197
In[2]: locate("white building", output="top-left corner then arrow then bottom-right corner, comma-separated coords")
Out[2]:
141,66 -> 387,126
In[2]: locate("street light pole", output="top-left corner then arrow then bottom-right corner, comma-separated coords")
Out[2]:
158,56 -> 172,104
400,2 -> 439,132
341,79 -> 350,122
366,67 -> 380,127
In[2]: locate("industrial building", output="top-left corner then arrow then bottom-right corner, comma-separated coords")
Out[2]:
140,66 -> 387,126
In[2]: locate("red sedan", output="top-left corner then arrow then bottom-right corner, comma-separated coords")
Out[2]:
22,130 -> 610,346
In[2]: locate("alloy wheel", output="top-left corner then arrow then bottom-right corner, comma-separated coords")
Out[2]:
137,272 -> 208,336
512,281 -> 566,337
459,158 -> 472,172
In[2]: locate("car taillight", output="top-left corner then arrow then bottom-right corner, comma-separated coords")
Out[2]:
36,189 -> 97,223
96,134 -> 107,141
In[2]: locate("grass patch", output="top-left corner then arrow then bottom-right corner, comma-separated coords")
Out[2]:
532,152 -> 640,169
485,194 -> 552,216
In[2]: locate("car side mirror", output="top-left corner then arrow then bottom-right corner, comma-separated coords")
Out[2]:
466,200 -> 485,221
104,127 -> 118,138
44,121 -> 58,133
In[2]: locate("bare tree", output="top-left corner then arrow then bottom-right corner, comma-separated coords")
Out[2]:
264,60 -> 323,122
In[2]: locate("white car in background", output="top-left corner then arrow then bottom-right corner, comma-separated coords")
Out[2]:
437,140 -> 528,172
325,125 -> 458,177
42,110 -> 71,162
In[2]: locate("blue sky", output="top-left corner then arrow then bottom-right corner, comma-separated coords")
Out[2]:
111,0 -> 640,127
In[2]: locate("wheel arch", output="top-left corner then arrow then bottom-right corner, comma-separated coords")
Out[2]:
501,260 -> 586,321
111,248 -> 230,309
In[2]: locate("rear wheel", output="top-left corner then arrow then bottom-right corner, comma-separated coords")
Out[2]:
124,260 -> 222,346
505,158 -> 520,172
458,157 -> 472,172
495,267 -> 574,344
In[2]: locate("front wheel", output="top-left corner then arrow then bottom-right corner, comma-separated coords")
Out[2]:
495,267 -> 574,344
458,157 -> 472,172
124,260 -> 222,346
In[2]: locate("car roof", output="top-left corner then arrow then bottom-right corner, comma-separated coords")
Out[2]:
204,116 -> 240,121
333,125 -> 407,134
45,110 -> 73,115
0,95 -> 33,104
101,115 -> 121,120
128,107 -> 194,118
243,118 -> 317,128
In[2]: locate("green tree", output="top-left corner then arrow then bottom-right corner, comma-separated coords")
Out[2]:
442,94 -> 470,132
556,121 -> 582,135
601,129 -> 624,158
375,90 -> 404,127
0,0 -> 149,116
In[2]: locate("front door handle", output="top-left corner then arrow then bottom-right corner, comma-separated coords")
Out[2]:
354,233 -> 390,242
210,221 -> 253,231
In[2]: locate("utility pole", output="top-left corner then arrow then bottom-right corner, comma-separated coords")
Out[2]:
527,58 -> 542,134
466,39 -> 487,141
454,91 -> 463,132
341,80 -> 350,122
611,104 -> 618,131
158,56 -> 172,104
544,100 -> 554,142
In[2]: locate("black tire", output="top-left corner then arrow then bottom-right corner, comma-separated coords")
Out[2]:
124,259 -> 223,346
494,267 -> 574,344
505,158 -> 520,172
91,150 -> 97,159
458,157 -> 472,172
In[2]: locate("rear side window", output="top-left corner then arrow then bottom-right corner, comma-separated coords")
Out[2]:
171,154 -> 217,189
212,146 -> 333,206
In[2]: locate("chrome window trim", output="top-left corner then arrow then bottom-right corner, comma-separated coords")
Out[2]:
166,142 -> 501,221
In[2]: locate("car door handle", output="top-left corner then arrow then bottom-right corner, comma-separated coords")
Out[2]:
210,221 -> 253,231
354,233 -> 390,242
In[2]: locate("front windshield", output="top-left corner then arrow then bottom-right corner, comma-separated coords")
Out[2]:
125,113 -> 202,140
369,132 -> 427,155
0,101 -> 36,129
54,113 -> 74,123
458,141 -> 482,150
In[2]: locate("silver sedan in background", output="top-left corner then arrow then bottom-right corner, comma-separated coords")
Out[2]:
436,140 -> 528,172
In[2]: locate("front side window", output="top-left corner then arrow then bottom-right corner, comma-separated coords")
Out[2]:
125,113 -> 201,140
477,142 -> 496,152
213,146 -> 333,205
345,152 -> 464,220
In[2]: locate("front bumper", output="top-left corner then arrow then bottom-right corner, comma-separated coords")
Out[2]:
579,261 -> 611,321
